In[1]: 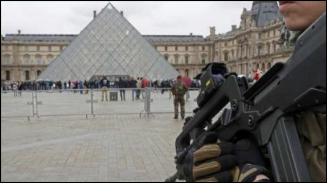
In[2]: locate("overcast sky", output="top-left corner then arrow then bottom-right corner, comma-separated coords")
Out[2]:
1,1 -> 254,36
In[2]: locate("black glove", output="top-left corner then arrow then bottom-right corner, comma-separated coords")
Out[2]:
179,132 -> 238,182
234,139 -> 267,168
234,139 -> 271,182
238,164 -> 271,182
179,133 -> 271,182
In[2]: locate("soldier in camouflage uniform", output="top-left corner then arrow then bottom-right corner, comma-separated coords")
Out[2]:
171,75 -> 188,120
180,2 -> 326,182
281,2 -> 326,181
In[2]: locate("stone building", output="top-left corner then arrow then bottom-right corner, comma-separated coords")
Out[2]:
209,1 -> 294,77
1,1 -> 293,81
145,35 -> 211,79
1,34 -> 73,81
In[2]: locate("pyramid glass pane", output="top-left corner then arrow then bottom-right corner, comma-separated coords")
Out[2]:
38,3 -> 178,81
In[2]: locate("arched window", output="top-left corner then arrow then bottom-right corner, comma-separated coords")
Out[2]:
231,50 -> 235,60
257,45 -> 264,56
201,54 -> 207,64
25,70 -> 30,81
164,54 -> 169,61
261,63 -> 266,73
258,33 -> 262,39
185,55 -> 189,64
267,62 -> 272,69
37,70 -> 42,77
185,69 -> 189,77
23,55 -> 30,65
47,55 -> 54,64
5,70 -> 11,81
174,54 -> 179,64
223,51 -> 228,62
35,55 -> 42,65
3,55 -> 10,65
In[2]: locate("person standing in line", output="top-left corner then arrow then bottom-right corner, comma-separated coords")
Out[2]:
100,76 -> 109,101
13,82 -> 18,97
131,77 -> 137,101
118,77 -> 126,101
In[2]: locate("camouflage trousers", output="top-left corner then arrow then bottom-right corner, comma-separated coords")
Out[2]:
297,111 -> 326,182
174,96 -> 185,118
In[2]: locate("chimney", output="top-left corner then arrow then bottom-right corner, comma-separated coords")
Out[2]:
232,25 -> 237,31
210,27 -> 216,36
120,11 -> 124,16
190,33 -> 193,36
18,30 -> 21,35
93,11 -> 97,19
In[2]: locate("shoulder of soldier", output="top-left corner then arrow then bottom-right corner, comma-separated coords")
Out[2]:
177,82 -> 184,86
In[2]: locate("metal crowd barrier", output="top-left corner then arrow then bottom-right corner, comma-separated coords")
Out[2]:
1,91 -> 33,118
148,88 -> 199,114
1,88 -> 201,118
36,89 -> 91,116
91,88 -> 144,116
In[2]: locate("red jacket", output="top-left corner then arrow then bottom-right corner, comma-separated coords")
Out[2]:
142,79 -> 148,87
252,69 -> 263,81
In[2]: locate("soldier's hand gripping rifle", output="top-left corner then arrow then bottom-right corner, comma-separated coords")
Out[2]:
165,13 -> 326,182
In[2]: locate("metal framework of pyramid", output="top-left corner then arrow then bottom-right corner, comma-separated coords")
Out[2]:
38,3 -> 178,81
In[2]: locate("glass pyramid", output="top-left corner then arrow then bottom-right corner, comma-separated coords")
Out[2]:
38,3 -> 179,81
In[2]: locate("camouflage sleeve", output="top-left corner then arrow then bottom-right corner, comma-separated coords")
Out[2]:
184,84 -> 188,94
296,111 -> 326,182
171,85 -> 176,95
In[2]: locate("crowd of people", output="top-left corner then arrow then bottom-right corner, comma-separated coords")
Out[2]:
1,78 -> 199,91
1,76 -> 200,99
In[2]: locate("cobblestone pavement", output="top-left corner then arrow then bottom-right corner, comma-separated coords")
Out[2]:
1,115 -> 185,182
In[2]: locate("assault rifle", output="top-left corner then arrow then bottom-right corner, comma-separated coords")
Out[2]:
165,13 -> 326,182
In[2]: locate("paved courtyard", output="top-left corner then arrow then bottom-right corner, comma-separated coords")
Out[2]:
1,114 -> 184,182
